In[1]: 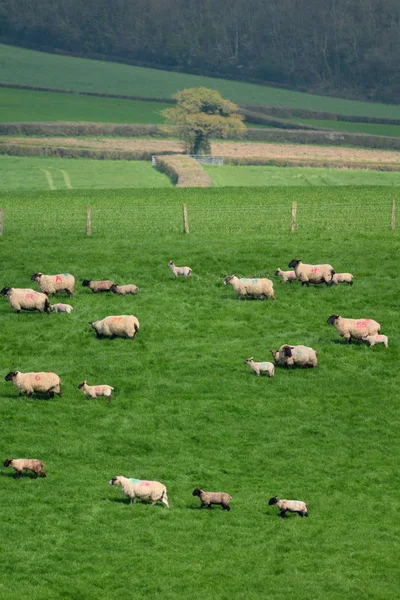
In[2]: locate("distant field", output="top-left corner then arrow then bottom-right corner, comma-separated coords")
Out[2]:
1,43 -> 400,119
287,117 -> 400,137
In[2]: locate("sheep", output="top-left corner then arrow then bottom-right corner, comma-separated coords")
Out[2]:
31,272 -> 75,297
362,334 -> 388,348
224,275 -> 276,300
5,371 -> 62,398
331,273 -> 354,285
192,488 -> 232,511
268,496 -> 308,518
109,476 -> 169,507
82,279 -> 115,293
51,303 -> 73,313
270,345 -> 318,368
274,268 -> 297,283
327,314 -> 381,343
168,261 -> 192,278
4,458 -> 47,479
78,380 -> 114,402
288,259 -> 335,286
1,287 -> 50,313
245,357 -> 275,378
110,284 -> 139,295
90,315 -> 139,339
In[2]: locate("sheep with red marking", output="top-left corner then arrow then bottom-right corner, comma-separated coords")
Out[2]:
82,280 -> 115,292
4,458 -> 47,479
1,287 -> 50,313
78,381 -> 114,402
109,476 -> 169,507
327,315 -> 381,343
31,272 -> 75,297
5,371 -> 62,398
90,315 -> 139,338
331,273 -> 354,285
288,259 -> 335,286
362,334 -> 388,348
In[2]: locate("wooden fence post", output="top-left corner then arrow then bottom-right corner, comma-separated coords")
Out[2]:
86,204 -> 92,235
183,203 -> 189,234
0,208 -> 3,237
391,199 -> 396,230
290,201 -> 297,233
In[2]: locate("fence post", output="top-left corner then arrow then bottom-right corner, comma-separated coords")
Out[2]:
86,204 -> 92,235
0,208 -> 3,237
183,203 -> 189,234
391,199 -> 396,230
290,201 -> 297,233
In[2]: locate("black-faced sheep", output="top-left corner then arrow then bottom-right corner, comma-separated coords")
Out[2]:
1,287 -> 50,313
82,280 -> 115,292
288,259 -> 335,286
268,496 -> 308,518
31,272 -> 75,297
270,345 -> 318,368
192,488 -> 231,511
5,371 -> 62,397
327,315 -> 381,343
4,458 -> 47,478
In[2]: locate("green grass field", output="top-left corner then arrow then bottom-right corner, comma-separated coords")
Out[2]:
2,43 -> 400,119
0,187 -> 399,599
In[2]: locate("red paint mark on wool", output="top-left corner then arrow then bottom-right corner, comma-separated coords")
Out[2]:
35,375 -> 41,381
311,267 -> 319,274
55,276 -> 62,283
25,293 -> 34,300
356,319 -> 369,328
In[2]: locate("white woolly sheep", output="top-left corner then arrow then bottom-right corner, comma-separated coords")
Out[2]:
224,275 -> 276,300
245,357 -> 275,378
4,458 -> 47,479
270,345 -> 318,368
82,279 -> 115,292
78,381 -> 114,402
168,261 -> 192,278
274,268 -> 297,283
362,334 -> 388,348
1,287 -> 50,313
109,476 -> 169,507
331,273 -> 354,285
268,496 -> 308,518
51,303 -> 73,313
110,284 -> 139,295
90,315 -> 139,339
288,259 -> 335,286
5,371 -> 62,398
192,488 -> 232,511
327,314 -> 381,343
31,272 -> 75,297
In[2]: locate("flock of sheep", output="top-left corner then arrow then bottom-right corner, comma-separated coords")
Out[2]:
1,258 -> 388,516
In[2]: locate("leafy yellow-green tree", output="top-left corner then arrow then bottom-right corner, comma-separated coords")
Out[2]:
162,87 -> 246,154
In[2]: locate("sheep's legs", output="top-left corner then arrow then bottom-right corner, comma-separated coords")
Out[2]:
279,510 -> 287,518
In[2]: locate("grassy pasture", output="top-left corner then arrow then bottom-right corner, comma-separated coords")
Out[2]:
287,118 -> 400,138
2,43 -> 400,119
0,187 -> 399,599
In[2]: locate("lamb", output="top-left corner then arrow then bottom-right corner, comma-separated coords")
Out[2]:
4,458 -> 47,479
51,303 -> 73,313
331,273 -> 354,285
82,280 -> 115,292
90,315 -> 139,339
327,314 -> 381,343
1,287 -> 50,313
224,275 -> 276,300
274,268 -> 297,283
168,261 -> 192,278
362,334 -> 388,348
288,259 -> 335,286
110,284 -> 139,295
5,371 -> 62,398
31,272 -> 75,297
109,476 -> 169,507
270,344 -> 318,368
268,496 -> 308,518
245,357 -> 275,378
78,380 -> 114,402
192,488 -> 232,511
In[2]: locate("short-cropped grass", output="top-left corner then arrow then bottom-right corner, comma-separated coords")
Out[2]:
0,187 -> 398,600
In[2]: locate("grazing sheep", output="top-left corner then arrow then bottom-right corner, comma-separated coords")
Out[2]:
168,261 -> 192,278
268,496 -> 308,518
270,345 -> 318,368
5,371 -> 62,398
245,357 -> 275,378
224,275 -> 276,300
78,380 -> 114,402
82,280 -> 115,292
4,458 -> 47,479
1,287 -> 50,313
274,268 -> 297,283
362,334 -> 388,348
109,476 -> 169,507
31,272 -> 75,297
110,284 -> 139,295
327,314 -> 381,343
51,303 -> 73,313
90,315 -> 139,339
288,259 -> 335,286
192,488 -> 232,511
331,273 -> 354,285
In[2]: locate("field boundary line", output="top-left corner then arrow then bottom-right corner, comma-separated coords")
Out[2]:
39,168 -> 55,190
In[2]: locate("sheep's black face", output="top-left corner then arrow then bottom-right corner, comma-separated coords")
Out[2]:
4,371 -> 16,381
288,259 -> 300,268
0,287 -> 10,296
77,382 -> 84,389
283,346 -> 293,358
30,273 -> 40,281
274,270 -> 280,276
268,496 -> 278,506
327,315 -> 339,325
110,285 -> 117,293
109,477 -> 118,486
82,280 -> 90,287
192,488 -> 201,497
4,459 -> 12,467
224,276 -> 233,285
